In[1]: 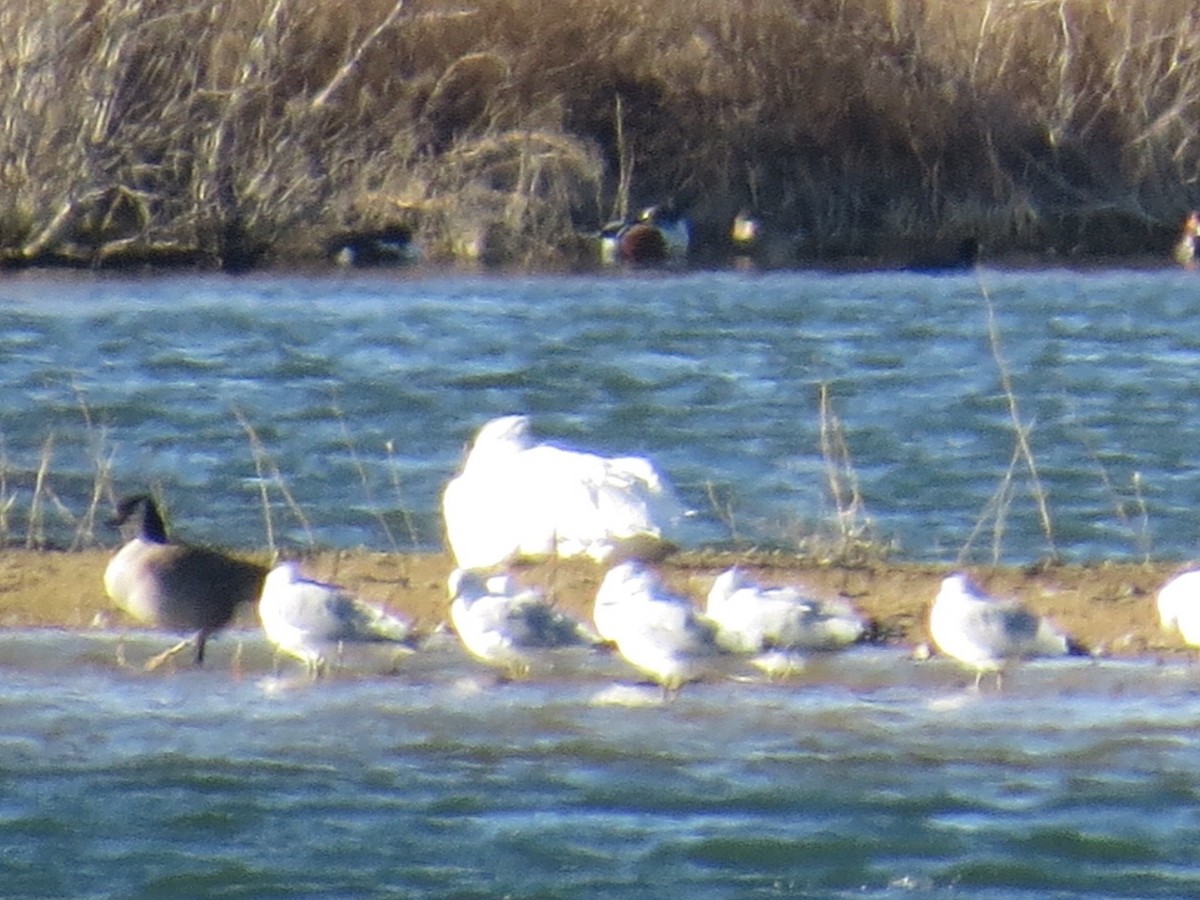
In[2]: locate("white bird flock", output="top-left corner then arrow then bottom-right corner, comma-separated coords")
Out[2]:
442,415 -> 689,570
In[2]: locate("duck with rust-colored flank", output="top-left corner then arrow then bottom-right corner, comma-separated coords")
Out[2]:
1173,212 -> 1200,270
599,203 -> 690,266
103,494 -> 267,670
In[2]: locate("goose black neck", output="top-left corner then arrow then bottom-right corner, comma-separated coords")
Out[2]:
138,499 -> 169,543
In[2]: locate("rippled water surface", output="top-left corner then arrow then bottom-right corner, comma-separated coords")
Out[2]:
6,268 -> 1200,896
2,631 -> 1200,897
4,267 -> 1200,561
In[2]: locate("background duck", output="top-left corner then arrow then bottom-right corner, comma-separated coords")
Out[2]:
103,494 -> 267,670
1173,212 -> 1200,269
327,224 -> 419,267
1156,566 -> 1200,647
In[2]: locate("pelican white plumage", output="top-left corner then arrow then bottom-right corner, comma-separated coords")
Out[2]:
593,561 -> 722,695
705,567 -> 867,676
103,494 -> 267,670
442,414 -> 689,570
448,569 -> 600,677
258,561 -> 415,676
1156,567 -> 1200,646
929,572 -> 1085,688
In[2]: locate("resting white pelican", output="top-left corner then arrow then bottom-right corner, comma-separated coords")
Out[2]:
442,415 -> 689,570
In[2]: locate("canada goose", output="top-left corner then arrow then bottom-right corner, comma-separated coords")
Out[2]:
1173,212 -> 1200,270
929,573 -> 1086,689
705,567 -> 867,676
103,494 -> 267,670
441,414 -> 689,570
448,569 -> 600,677
1155,566 -> 1200,647
593,561 -> 722,697
258,561 -> 415,676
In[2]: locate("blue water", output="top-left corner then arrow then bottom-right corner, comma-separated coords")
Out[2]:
3,267 -> 1200,561
2,631 -> 1200,898
6,265 -> 1200,896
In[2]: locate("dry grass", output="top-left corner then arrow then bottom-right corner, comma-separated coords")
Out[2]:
2,0 -> 1199,269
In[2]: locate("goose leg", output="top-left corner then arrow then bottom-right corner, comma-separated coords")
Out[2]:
144,637 -> 195,671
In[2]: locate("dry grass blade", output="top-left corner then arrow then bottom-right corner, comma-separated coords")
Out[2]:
233,407 -> 314,554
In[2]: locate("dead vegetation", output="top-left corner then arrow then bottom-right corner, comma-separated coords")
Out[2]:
3,0 -> 1200,268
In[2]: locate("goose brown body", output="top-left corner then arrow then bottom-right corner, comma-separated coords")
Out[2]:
103,494 -> 267,665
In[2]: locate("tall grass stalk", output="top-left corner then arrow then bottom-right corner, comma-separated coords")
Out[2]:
233,408 -> 314,554
383,439 -> 421,548
980,280 -> 1058,562
332,400 -> 399,553
813,382 -> 884,564
71,385 -> 116,549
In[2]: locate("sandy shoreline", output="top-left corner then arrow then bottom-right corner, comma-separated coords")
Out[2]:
0,548 -> 1190,660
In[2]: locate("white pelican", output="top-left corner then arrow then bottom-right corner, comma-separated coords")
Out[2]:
593,561 -> 722,696
448,569 -> 600,677
442,414 -> 689,570
706,567 -> 867,675
258,561 -> 415,676
103,494 -> 266,670
1156,567 -> 1200,646
929,573 -> 1085,688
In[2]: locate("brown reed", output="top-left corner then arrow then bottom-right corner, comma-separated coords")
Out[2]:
2,0 -> 1198,269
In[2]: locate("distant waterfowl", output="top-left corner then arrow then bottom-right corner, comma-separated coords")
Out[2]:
598,203 -> 690,266
1156,567 -> 1200,646
1173,212 -> 1200,270
729,210 -> 804,269
593,561 -> 722,696
327,224 -> 419,267
929,573 -> 1085,688
705,567 -> 867,674
903,236 -> 980,273
103,494 -> 267,670
730,210 -> 761,251
442,414 -> 689,570
448,569 -> 600,677
258,561 -> 415,676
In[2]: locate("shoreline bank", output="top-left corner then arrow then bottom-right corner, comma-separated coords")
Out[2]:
0,548 -> 1188,661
